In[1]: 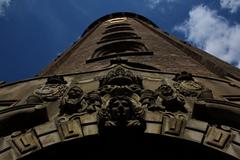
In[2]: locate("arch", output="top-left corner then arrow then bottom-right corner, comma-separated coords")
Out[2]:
92,41 -> 148,58
20,134 -> 237,160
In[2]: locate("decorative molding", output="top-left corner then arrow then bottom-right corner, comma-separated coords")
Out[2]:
99,67 -> 143,87
10,130 -> 41,156
58,119 -> 83,140
162,114 -> 186,136
155,84 -> 187,112
204,126 -> 232,149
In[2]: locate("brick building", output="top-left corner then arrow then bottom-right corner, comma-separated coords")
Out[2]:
1,12 -> 240,159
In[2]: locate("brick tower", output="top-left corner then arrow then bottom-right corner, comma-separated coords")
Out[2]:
1,12 -> 240,159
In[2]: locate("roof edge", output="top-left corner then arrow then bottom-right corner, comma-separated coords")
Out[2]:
81,12 -> 158,37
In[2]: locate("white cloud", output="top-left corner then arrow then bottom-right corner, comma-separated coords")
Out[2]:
0,0 -> 11,16
174,5 -> 240,68
145,0 -> 177,9
220,0 -> 240,13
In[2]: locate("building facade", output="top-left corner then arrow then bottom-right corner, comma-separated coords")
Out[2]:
1,12 -> 240,159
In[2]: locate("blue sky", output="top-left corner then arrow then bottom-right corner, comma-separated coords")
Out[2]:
0,0 -> 240,82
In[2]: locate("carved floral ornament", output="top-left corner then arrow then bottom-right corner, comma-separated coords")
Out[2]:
16,70 -> 215,135
10,71 -> 216,136
56,68 -> 197,134
28,71 -> 213,122
33,75 -> 68,102
173,71 -> 213,99
59,86 -> 102,116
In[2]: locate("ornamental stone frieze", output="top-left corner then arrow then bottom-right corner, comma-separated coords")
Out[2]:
1,67 -> 240,159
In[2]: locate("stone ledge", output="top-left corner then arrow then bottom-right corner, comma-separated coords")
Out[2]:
0,115 -> 240,160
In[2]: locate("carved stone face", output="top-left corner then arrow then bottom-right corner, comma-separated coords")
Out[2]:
158,84 -> 173,96
68,86 -> 83,99
108,97 -> 132,121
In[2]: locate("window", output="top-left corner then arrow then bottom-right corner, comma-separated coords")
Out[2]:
99,32 -> 140,43
103,26 -> 134,34
106,23 -> 130,29
86,41 -> 152,63
92,41 -> 148,58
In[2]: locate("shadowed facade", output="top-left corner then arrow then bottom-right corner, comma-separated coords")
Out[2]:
1,12 -> 240,160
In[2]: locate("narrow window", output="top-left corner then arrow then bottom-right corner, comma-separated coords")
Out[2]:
103,26 -> 134,34
106,23 -> 130,29
87,41 -> 153,63
99,32 -> 140,43
93,41 -> 148,58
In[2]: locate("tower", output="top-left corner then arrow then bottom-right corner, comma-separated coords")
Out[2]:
1,12 -> 240,159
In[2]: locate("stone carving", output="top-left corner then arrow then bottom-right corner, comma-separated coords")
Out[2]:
59,86 -> 86,115
97,96 -> 145,133
162,114 -> 186,136
99,67 -> 142,86
34,75 -> 67,101
97,68 -> 190,135
58,118 -> 83,140
205,126 -> 232,149
140,89 -> 163,111
128,84 -> 143,95
11,130 -> 40,155
173,71 -> 213,99
97,68 -> 146,133
99,84 -> 142,97
59,86 -> 102,115
25,95 -> 43,104
155,84 -> 187,113
85,91 -> 102,113
174,80 -> 203,97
